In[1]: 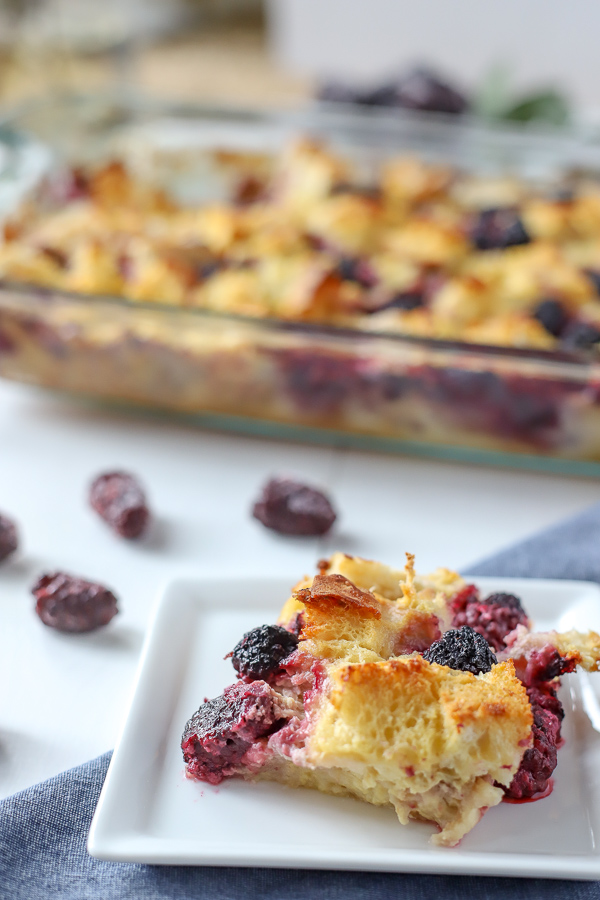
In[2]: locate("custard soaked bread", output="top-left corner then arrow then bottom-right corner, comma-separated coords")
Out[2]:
182,554 -> 600,845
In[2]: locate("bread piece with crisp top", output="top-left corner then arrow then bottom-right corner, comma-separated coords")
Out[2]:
181,553 -> 598,846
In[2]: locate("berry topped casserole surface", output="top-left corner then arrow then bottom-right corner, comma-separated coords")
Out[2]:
6,134 -> 600,464
4,140 -> 600,352
182,553 -> 600,846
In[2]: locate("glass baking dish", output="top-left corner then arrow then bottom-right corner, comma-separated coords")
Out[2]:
2,94 -> 600,475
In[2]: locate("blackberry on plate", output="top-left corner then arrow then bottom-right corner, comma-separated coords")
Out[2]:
422,625 -> 497,675
0,513 -> 18,562
231,624 -> 298,681
252,477 -> 337,536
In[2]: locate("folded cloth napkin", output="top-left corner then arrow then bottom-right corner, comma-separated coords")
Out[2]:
3,502 -> 600,900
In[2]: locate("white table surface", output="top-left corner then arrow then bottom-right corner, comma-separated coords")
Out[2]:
2,377 -> 600,800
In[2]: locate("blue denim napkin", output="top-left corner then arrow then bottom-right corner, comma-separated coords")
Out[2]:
3,502 -> 600,900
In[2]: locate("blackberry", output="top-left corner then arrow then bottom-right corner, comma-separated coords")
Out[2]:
317,81 -> 364,105
89,471 -> 150,539
585,269 -> 600,296
533,298 -> 568,337
502,217 -> 531,248
357,82 -> 403,107
394,67 -> 469,115
32,571 -> 118,632
181,680 -> 283,784
450,588 -> 528,652
522,644 -> 576,685
483,592 -> 525,613
422,626 -> 497,675
387,291 -> 424,311
0,513 -> 18,562
336,257 -> 377,288
503,687 -> 563,800
470,208 -> 531,251
527,685 -> 565,725
318,68 -> 468,115
231,624 -> 298,681
560,321 -> 600,350
252,477 -> 337,536
198,260 -> 224,280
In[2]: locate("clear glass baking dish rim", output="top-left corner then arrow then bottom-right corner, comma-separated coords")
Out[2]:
3,90 -> 600,380
2,278 -> 599,380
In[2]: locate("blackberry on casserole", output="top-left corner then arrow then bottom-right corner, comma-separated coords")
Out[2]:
561,321 -> 600,351
336,256 -> 378,288
521,644 -> 577,685
181,681 -> 290,785
422,625 -> 497,675
230,624 -> 298,681
450,585 -> 530,651
499,630 -> 574,800
585,269 -> 600,296
386,291 -> 424,311
470,208 -> 531,250
584,269 -> 600,295
485,592 -> 525,611
503,686 -> 563,800
533,298 -> 569,337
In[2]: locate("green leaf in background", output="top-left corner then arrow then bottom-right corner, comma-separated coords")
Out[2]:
474,64 -> 571,127
473,64 -> 514,120
501,89 -> 571,126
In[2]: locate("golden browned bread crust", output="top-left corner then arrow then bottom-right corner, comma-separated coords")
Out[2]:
6,141 -> 600,353
291,570 -> 442,664
278,553 -> 458,660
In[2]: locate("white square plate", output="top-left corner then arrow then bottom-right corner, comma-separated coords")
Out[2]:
88,575 -> 600,879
